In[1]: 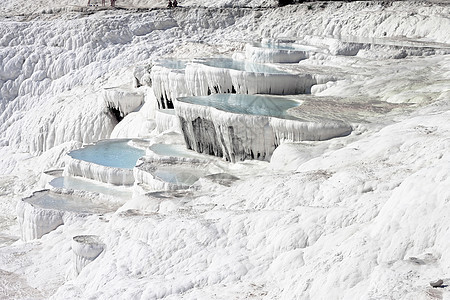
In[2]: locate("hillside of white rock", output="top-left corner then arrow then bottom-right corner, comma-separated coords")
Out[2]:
0,1 -> 449,299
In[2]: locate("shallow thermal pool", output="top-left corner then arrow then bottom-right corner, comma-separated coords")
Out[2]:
68,139 -> 145,169
25,191 -> 115,214
195,58 -> 287,74
149,144 -> 206,159
153,166 -> 206,186
50,176 -> 133,199
178,94 -> 301,119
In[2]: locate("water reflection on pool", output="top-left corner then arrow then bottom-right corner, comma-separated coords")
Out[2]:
68,139 -> 145,169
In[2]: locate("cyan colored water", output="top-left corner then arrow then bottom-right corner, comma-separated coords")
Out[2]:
25,191 -> 114,214
68,139 -> 145,169
50,177 -> 133,199
179,94 -> 300,119
197,58 -> 287,74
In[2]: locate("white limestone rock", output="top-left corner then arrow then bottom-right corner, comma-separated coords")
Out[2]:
185,61 -> 315,96
63,155 -> 135,186
155,109 -> 181,134
72,235 -> 105,276
16,193 -> 65,241
175,95 -> 352,162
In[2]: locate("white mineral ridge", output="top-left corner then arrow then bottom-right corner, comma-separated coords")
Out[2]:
110,97 -> 158,139
102,85 -> 145,117
151,66 -> 188,109
133,156 -> 219,191
155,109 -> 182,134
244,43 -> 317,63
185,62 -> 314,95
16,196 -> 64,241
64,155 -> 135,185
72,235 -> 105,276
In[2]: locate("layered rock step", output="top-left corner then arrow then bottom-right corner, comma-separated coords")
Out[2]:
17,190 -> 117,241
175,94 -> 352,162
244,41 -> 321,63
134,150 -> 221,191
150,57 -> 319,110
72,235 -> 105,276
64,139 -> 145,185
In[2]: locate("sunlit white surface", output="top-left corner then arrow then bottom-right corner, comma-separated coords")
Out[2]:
0,1 -> 450,299
49,176 -> 133,199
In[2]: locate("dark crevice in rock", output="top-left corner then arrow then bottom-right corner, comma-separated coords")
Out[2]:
106,103 -> 123,123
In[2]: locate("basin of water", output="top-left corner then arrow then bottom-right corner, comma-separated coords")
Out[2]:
178,94 -> 301,120
195,58 -> 287,74
149,144 -> 206,159
50,176 -> 133,199
68,139 -> 145,169
154,59 -> 187,69
153,166 -> 205,186
24,190 -> 115,214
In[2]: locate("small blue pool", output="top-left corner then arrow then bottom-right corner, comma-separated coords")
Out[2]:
178,94 -> 301,120
68,139 -> 145,169
196,58 -> 287,74
25,191 -> 114,214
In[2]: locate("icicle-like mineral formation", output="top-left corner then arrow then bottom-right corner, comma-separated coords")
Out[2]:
16,190 -> 114,241
155,109 -> 181,133
150,64 -> 188,109
102,86 -> 145,120
176,94 -> 352,162
16,192 -> 65,241
185,59 -> 315,96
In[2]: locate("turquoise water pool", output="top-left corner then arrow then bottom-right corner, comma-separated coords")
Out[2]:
68,139 -> 145,169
